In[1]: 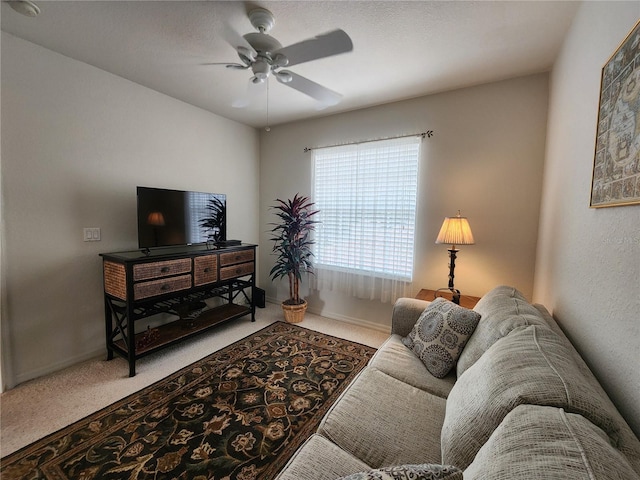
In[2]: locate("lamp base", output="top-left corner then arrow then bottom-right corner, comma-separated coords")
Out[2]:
435,287 -> 461,305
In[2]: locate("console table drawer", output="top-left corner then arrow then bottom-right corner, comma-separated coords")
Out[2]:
134,274 -> 192,300
220,250 -> 254,266
194,255 -> 218,286
220,262 -> 254,281
133,258 -> 192,282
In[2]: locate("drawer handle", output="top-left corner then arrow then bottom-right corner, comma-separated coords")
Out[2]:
236,268 -> 241,274
160,284 -> 170,291
160,266 -> 170,273
235,255 -> 241,261
203,267 -> 211,273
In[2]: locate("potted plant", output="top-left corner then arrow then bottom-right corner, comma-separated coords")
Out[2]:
269,194 -> 319,323
200,196 -> 226,247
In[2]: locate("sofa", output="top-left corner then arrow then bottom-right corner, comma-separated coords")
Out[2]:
275,285 -> 640,479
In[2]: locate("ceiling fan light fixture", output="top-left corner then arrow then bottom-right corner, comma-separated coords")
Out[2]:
276,71 -> 293,83
251,59 -> 271,80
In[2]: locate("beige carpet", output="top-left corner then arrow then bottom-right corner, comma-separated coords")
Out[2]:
0,302 -> 389,457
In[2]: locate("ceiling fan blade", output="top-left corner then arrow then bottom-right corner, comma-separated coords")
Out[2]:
232,78 -> 267,109
222,23 -> 257,62
201,62 -> 249,70
274,29 -> 353,67
277,70 -> 342,106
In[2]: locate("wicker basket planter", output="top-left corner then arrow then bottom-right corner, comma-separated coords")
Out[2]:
281,300 -> 307,323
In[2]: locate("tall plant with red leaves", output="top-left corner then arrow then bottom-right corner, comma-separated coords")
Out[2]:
269,194 -> 319,305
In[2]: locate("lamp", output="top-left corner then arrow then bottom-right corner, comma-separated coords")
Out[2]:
435,211 -> 475,305
147,212 -> 166,248
147,212 -> 165,226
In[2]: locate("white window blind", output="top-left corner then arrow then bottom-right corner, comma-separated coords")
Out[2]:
312,136 -> 420,301
186,192 -> 209,244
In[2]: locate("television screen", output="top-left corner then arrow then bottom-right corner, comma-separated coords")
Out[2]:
137,186 -> 226,249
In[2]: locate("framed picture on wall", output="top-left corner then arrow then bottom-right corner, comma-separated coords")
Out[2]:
590,20 -> 640,208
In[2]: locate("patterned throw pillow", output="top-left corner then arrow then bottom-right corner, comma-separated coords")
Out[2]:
338,464 -> 463,480
402,297 -> 481,378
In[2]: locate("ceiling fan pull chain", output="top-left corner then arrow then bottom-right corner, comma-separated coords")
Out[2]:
265,81 -> 271,132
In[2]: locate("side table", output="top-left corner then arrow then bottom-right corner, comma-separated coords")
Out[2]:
416,289 -> 481,310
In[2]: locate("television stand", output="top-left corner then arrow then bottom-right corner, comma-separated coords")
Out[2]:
100,244 -> 257,377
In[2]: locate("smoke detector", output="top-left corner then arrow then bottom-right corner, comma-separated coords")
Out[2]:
8,1 -> 40,17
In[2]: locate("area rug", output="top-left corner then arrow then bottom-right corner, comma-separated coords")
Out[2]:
2,322 -> 376,480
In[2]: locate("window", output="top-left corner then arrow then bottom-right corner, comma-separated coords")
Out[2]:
311,136 -> 421,302
186,192 -> 209,243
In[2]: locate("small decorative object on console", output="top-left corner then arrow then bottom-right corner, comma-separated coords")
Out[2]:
136,326 -> 159,350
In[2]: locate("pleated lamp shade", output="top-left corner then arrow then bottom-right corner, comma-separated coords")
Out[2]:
147,212 -> 166,226
435,212 -> 474,248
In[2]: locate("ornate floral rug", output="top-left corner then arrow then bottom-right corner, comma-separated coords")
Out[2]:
2,322 -> 376,480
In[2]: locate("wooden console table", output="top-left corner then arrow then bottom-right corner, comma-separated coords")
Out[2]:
100,244 -> 256,376
416,288 -> 481,309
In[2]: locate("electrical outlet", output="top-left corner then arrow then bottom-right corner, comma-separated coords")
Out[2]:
83,227 -> 101,242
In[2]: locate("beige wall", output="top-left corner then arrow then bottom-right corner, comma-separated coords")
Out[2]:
0,33 -> 260,387
259,74 -> 549,329
535,3 -> 640,435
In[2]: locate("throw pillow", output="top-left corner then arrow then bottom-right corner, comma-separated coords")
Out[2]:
337,464 -> 462,480
402,297 -> 481,378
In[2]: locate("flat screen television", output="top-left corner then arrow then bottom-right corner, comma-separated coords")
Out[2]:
137,186 -> 226,249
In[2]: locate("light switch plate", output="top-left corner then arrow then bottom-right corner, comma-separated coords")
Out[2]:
83,227 -> 101,241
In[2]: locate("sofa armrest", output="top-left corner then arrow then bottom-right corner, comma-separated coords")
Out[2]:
391,298 -> 429,336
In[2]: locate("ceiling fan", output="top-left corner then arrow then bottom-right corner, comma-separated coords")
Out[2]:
210,8 -> 353,107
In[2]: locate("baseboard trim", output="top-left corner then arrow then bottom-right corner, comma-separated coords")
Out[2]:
265,297 -> 391,334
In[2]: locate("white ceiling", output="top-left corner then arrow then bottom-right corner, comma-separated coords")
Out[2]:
1,1 -> 580,128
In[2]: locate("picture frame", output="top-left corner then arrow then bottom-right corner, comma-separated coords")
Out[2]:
590,20 -> 640,208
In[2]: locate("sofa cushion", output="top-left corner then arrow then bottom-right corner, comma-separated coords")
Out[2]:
457,285 -> 548,377
338,464 -> 463,480
402,298 -> 481,378
369,334 -> 456,398
274,433 -> 371,480
318,367 -> 446,468
532,304 -> 640,475
442,324 -> 625,470
464,405 -> 640,480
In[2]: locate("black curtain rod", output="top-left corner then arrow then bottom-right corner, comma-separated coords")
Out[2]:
303,131 -> 434,152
